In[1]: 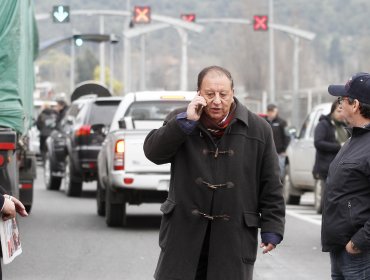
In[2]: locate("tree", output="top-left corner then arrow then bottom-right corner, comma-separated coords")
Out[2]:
76,48 -> 99,83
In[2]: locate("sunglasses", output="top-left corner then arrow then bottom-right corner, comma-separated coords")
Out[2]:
337,96 -> 352,104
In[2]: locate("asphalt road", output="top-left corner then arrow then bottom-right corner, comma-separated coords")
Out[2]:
3,166 -> 331,280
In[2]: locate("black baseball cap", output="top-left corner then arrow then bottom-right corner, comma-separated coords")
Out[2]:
328,72 -> 370,104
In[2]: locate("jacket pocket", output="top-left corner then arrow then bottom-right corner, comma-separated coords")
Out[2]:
159,199 -> 176,250
241,212 -> 260,264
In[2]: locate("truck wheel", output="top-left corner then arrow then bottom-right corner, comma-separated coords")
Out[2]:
44,151 -> 61,191
283,164 -> 301,205
97,181 -> 106,216
314,179 -> 324,214
64,155 -> 82,197
105,188 -> 127,227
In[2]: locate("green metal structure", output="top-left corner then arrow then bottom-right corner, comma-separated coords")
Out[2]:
0,0 -> 39,135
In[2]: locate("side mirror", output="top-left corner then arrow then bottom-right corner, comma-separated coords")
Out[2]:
66,115 -> 74,125
288,127 -> 297,139
118,119 -> 126,129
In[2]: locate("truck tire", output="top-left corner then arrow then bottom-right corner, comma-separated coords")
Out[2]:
64,155 -> 82,197
96,181 -> 105,216
44,151 -> 61,191
283,164 -> 301,205
314,179 -> 324,214
105,188 -> 127,227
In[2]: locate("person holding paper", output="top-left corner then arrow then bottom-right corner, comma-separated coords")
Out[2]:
0,186 -> 28,277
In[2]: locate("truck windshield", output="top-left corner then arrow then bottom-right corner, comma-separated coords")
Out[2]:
88,101 -> 121,125
125,101 -> 188,120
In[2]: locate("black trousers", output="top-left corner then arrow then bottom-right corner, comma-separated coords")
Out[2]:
195,222 -> 211,280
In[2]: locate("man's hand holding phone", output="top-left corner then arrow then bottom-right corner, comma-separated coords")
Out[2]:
186,93 -> 207,121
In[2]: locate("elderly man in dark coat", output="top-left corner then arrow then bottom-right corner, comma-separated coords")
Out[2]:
144,66 -> 285,280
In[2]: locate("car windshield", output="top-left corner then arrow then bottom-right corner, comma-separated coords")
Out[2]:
124,101 -> 188,120
88,101 -> 121,125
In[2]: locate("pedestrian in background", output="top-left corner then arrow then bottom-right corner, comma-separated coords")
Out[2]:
263,104 -> 291,180
55,99 -> 69,129
312,100 -> 348,213
322,72 -> 370,279
36,103 -> 58,161
144,66 -> 285,280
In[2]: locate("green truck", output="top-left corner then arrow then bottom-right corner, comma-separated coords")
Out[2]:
0,0 -> 39,212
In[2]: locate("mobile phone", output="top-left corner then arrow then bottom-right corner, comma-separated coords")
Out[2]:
196,104 -> 204,116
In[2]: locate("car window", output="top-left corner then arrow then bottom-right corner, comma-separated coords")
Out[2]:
87,100 -> 121,125
67,103 -> 83,118
124,101 -> 188,120
298,112 -> 314,139
309,109 -> 325,138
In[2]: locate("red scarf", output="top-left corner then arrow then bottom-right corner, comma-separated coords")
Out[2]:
200,103 -> 236,138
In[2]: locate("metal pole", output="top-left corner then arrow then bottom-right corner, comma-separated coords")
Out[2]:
109,42 -> 114,93
291,36 -> 300,128
269,0 -> 276,103
123,0 -> 131,94
176,28 -> 188,91
140,35 -> 146,91
70,38 -> 75,95
99,15 -> 106,85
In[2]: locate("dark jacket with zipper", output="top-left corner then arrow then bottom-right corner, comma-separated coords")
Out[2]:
144,99 -> 285,280
263,115 -> 290,154
322,125 -> 370,252
312,114 -> 342,179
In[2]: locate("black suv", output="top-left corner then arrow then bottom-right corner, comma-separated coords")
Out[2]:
44,83 -> 122,197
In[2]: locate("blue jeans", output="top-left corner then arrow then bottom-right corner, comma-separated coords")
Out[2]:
330,249 -> 370,279
278,154 -> 286,179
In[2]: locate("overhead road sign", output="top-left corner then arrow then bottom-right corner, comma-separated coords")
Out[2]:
181,14 -> 196,22
253,15 -> 268,31
52,5 -> 70,23
133,6 -> 151,24
37,10 -> 204,33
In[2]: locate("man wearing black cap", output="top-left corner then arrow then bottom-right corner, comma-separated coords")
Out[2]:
322,72 -> 370,279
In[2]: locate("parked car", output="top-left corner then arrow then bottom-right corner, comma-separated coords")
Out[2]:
44,82 -> 122,197
284,102 -> 332,211
97,91 -> 195,227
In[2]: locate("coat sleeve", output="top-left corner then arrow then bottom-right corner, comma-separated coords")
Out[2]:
281,120 -> 291,152
258,126 -> 285,238
314,121 -> 341,153
143,118 -> 188,165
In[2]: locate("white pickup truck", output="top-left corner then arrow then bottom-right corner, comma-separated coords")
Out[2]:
97,91 -> 195,227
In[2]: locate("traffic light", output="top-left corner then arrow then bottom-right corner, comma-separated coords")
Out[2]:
181,14 -> 196,22
133,6 -> 151,24
52,5 -> 70,23
253,15 -> 268,31
73,35 -> 83,47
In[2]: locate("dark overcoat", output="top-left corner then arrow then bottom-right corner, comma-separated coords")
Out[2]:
144,99 -> 285,280
312,114 -> 342,179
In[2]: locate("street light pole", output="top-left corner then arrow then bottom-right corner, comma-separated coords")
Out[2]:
70,38 -> 75,95
176,28 -> 188,91
269,0 -> 276,104
123,0 -> 131,94
292,36 -> 300,128
140,35 -> 146,91
99,15 -> 106,85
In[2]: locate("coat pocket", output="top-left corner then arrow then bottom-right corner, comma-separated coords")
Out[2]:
241,212 -> 260,264
159,199 -> 176,250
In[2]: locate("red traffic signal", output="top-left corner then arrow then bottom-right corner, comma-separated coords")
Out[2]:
133,6 -> 151,24
253,15 -> 268,31
181,14 -> 196,22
